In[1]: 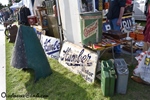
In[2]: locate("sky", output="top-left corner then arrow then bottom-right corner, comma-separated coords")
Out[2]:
0,0 -> 9,5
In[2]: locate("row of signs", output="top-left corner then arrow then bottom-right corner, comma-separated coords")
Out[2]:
39,16 -> 132,83
40,35 -> 98,83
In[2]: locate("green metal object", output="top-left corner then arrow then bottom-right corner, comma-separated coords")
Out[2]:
80,12 -> 102,45
101,60 -> 116,97
21,25 -> 52,82
11,25 -> 52,82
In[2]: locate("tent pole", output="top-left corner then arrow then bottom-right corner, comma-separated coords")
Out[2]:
55,0 -> 63,48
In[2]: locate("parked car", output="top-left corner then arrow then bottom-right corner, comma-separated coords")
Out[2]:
133,0 -> 148,21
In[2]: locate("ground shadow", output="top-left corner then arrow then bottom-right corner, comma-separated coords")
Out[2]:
109,67 -> 150,100
24,69 -> 88,100
100,48 -> 138,65
100,50 -> 150,100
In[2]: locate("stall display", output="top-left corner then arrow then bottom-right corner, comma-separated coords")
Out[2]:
27,15 -> 37,25
58,0 -> 102,45
121,24 -> 145,54
129,25 -> 145,41
36,7 -> 48,29
43,0 -> 54,15
103,30 -> 127,39
86,38 -> 121,51
80,12 -> 102,45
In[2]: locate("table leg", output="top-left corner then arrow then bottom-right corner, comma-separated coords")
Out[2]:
131,39 -> 133,65
112,46 -> 115,59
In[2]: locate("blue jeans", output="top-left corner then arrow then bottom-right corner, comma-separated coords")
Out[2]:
109,18 -> 121,54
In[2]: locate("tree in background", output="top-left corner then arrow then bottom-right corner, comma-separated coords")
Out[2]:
0,3 -> 6,9
8,0 -> 21,7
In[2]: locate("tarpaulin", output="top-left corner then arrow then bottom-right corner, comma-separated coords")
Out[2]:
133,48 -> 150,84
11,25 -> 52,82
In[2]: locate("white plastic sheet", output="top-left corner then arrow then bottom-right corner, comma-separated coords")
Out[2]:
134,47 -> 150,83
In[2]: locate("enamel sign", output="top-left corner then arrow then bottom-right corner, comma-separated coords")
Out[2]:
83,20 -> 98,40
59,41 -> 98,83
102,17 -> 132,31
40,35 -> 60,60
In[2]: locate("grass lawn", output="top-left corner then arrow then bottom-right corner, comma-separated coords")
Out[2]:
6,21 -> 150,100
136,20 -> 146,26
6,40 -> 150,100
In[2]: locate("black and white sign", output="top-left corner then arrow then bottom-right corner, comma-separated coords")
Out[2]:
59,41 -> 98,83
40,35 -> 60,60
102,17 -> 132,31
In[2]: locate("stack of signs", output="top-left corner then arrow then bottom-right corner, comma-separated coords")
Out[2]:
40,34 -> 60,60
59,41 -> 98,83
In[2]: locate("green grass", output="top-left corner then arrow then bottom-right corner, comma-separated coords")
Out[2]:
136,21 -> 146,26
6,38 -> 150,100
6,20 -> 149,100
6,41 -> 105,100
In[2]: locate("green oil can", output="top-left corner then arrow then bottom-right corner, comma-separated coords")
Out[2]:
80,12 -> 102,46
101,60 -> 116,97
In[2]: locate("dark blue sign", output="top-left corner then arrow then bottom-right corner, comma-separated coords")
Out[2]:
102,17 -> 132,31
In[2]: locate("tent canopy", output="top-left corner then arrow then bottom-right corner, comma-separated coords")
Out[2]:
10,0 -> 34,15
10,1 -> 23,11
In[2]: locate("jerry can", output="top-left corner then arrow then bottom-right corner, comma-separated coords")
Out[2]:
114,59 -> 129,94
101,60 -> 116,97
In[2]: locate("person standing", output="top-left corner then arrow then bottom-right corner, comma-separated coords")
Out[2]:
143,0 -> 150,43
143,0 -> 150,51
106,0 -> 126,55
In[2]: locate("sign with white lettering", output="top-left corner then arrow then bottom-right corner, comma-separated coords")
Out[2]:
102,17 -> 132,31
40,35 -> 60,60
59,41 -> 98,83
121,17 -> 132,29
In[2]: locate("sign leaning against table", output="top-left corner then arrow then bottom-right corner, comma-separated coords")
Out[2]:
59,41 -> 98,83
102,17 -> 132,31
40,34 -> 60,60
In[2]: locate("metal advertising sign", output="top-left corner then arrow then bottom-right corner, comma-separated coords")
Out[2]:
40,35 -> 60,60
102,17 -> 132,31
83,19 -> 98,40
59,41 -> 98,83
80,12 -> 102,45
